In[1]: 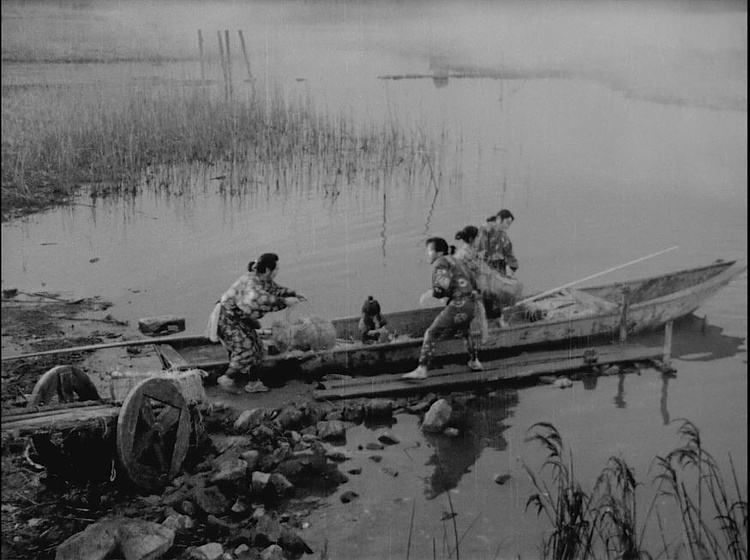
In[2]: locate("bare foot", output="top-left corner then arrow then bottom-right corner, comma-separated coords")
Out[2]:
468,359 -> 484,371
402,366 -> 428,380
244,380 -> 270,393
217,375 -> 244,394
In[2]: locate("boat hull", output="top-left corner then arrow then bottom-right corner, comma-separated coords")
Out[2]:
155,260 -> 745,379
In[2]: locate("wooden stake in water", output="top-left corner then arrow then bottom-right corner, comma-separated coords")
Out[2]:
238,30 -> 253,81
217,30 -> 229,100
197,29 -> 206,83
619,287 -> 630,343
662,320 -> 673,368
224,29 -> 233,99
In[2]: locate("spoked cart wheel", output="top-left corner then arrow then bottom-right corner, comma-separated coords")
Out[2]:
116,378 -> 191,493
27,365 -> 101,407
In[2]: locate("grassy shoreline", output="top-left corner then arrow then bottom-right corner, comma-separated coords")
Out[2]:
1,81 -> 449,221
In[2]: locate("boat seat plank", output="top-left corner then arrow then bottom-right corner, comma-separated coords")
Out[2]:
154,344 -> 191,369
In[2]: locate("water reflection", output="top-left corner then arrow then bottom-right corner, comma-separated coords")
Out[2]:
614,374 -> 627,409
380,191 -> 388,259
671,315 -> 745,362
420,391 -> 519,499
581,372 -> 598,391
660,372 -> 674,425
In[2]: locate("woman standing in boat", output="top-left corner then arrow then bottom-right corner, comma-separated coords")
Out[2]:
403,237 -> 483,380
477,209 -> 518,276
215,253 -> 305,394
454,225 -> 482,276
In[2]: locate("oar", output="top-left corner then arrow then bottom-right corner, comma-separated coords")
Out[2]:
515,246 -> 679,306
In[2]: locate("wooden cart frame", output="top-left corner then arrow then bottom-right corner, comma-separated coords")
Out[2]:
1,365 -> 203,493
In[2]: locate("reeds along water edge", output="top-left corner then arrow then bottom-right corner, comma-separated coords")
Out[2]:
2,60 -> 458,212
522,420 -> 748,560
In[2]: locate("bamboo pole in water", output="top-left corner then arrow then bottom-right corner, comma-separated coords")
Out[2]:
217,30 -> 228,100
197,29 -> 206,83
238,30 -> 253,81
224,30 -> 233,99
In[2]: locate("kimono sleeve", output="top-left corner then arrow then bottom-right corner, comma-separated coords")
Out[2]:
235,279 -> 288,317
267,282 -> 297,299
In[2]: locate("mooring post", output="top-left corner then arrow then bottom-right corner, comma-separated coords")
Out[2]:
238,30 -> 253,82
224,29 -> 233,99
197,29 -> 206,83
662,320 -> 673,368
619,287 -> 630,343
217,30 -> 228,100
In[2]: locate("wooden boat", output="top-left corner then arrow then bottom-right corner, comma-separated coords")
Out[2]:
154,259 -> 746,380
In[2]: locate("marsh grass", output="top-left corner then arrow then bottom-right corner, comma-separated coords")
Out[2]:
2,79 -> 454,218
523,420 -> 747,559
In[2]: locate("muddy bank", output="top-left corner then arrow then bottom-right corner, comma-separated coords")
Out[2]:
0,291 -> 495,560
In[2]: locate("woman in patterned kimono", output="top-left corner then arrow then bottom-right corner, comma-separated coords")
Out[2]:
403,237 -> 483,380
454,225 -> 482,277
216,253 -> 305,394
476,209 -> 518,276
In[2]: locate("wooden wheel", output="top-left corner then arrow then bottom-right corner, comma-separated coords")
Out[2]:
116,378 -> 190,493
27,365 -> 100,408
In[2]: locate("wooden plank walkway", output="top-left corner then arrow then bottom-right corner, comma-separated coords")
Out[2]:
314,343 -> 665,401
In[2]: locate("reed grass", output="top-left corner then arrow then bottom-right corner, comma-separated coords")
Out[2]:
523,420 -> 747,560
2,80 -> 453,218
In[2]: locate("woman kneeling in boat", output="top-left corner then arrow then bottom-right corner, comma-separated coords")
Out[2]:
403,237 -> 483,380
215,253 -> 305,394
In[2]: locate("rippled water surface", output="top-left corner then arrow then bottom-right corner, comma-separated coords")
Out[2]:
1,1 -> 746,557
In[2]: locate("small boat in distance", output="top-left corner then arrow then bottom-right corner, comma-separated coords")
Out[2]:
154,259 -> 746,381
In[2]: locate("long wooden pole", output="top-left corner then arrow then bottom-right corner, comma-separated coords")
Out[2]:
224,29 -> 233,99
217,30 -> 228,100
197,29 -> 206,83
515,246 -> 679,306
1,334 -> 209,362
238,30 -> 252,81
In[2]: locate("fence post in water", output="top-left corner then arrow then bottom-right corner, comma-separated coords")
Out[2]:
217,30 -> 229,100
238,30 -> 253,81
619,287 -> 630,343
197,29 -> 206,83
662,320 -> 673,368
224,29 -> 233,99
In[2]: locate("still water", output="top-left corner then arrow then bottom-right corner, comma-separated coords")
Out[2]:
1,1 -> 746,557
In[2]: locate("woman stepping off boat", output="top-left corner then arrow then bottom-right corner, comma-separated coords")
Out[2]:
403,237 -> 483,381
213,253 -> 305,394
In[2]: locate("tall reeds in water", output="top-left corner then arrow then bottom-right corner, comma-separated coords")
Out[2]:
523,420 -> 747,559
2,80 -> 454,216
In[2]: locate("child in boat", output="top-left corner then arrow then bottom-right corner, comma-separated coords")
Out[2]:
403,237 -> 483,380
215,253 -> 305,394
358,295 -> 388,343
